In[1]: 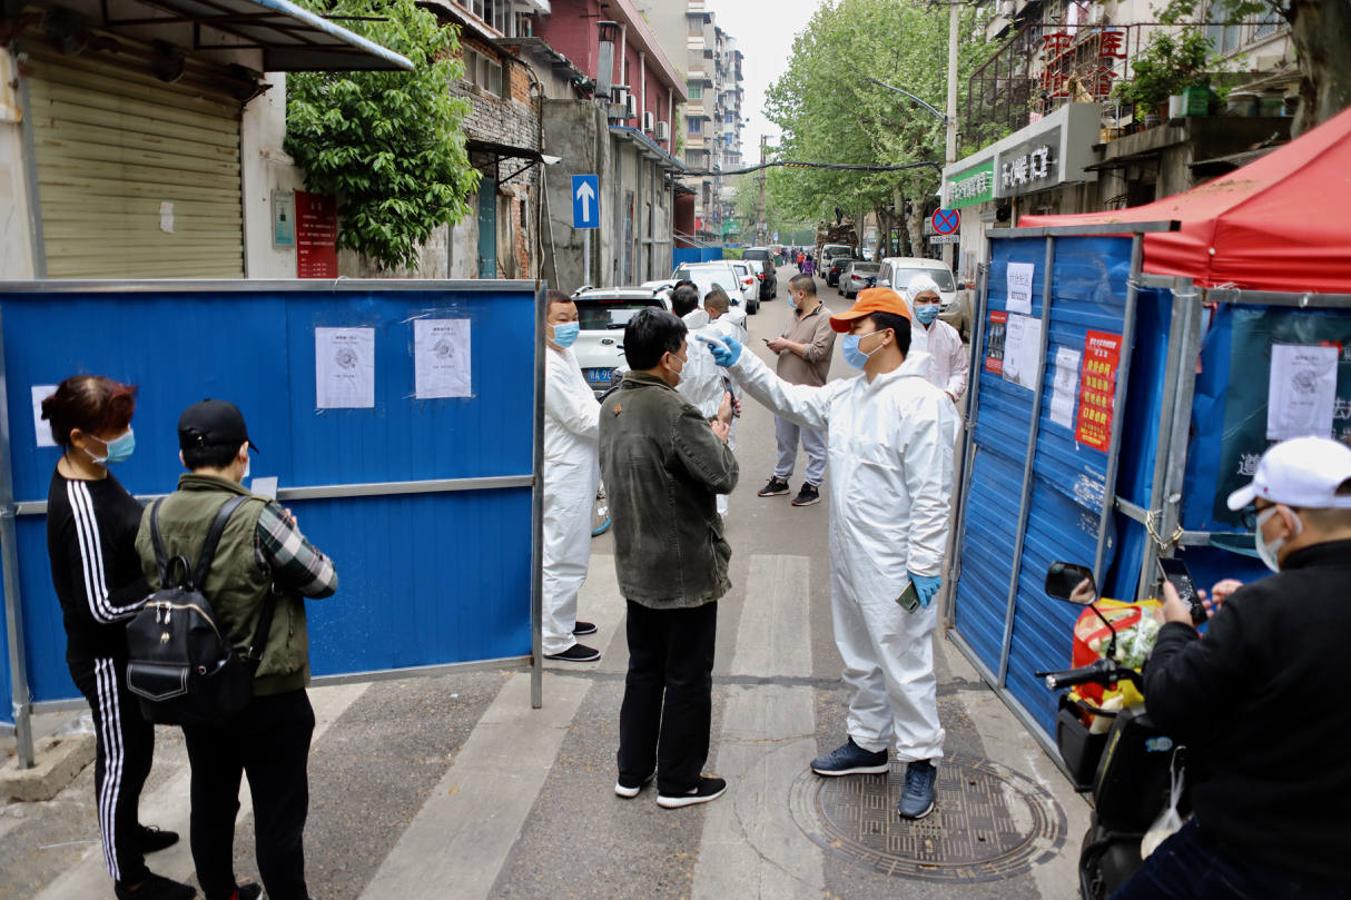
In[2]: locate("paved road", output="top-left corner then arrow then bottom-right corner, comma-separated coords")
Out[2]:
0,269 -> 1090,900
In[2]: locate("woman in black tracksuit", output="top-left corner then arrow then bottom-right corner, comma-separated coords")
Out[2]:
42,375 -> 195,900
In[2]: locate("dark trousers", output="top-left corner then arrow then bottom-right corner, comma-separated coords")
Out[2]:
70,656 -> 154,886
617,600 -> 717,795
183,689 -> 316,900
1112,818 -> 1351,900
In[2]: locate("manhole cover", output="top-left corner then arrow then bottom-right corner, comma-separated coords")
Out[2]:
789,753 -> 1067,883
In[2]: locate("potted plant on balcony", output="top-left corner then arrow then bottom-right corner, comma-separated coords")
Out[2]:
1113,28 -> 1213,128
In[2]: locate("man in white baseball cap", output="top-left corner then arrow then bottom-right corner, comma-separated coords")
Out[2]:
1112,434 -> 1351,900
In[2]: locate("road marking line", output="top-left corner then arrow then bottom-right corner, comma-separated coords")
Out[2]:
359,671 -> 590,900
693,554 -> 825,899
35,681 -> 369,900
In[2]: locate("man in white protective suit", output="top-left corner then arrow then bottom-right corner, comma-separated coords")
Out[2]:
670,283 -> 736,517
904,274 -> 968,404
542,290 -> 603,662
701,287 -> 958,820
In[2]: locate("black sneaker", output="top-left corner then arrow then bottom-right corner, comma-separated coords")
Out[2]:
137,824 -> 179,854
657,775 -> 728,809
114,872 -> 197,900
573,621 -> 598,636
614,772 -> 655,799
544,643 -> 601,662
791,483 -> 821,507
757,476 -> 791,497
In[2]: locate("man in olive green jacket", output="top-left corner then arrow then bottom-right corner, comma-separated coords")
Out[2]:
136,400 -> 336,900
601,309 -> 739,809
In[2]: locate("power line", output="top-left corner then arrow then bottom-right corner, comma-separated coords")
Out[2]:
681,159 -> 942,177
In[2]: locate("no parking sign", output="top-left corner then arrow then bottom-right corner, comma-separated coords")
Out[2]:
932,207 -> 960,236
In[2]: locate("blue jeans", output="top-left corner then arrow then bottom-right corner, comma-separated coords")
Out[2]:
1112,819 -> 1351,900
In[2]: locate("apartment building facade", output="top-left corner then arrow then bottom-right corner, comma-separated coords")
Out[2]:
682,0 -> 745,245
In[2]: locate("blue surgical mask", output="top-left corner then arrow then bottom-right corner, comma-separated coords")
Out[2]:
841,332 -> 884,369
914,303 -> 940,325
552,322 -> 580,349
86,428 -> 135,465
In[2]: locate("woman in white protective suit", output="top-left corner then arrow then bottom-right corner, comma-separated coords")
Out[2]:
904,273 -> 969,404
701,287 -> 958,820
542,290 -> 603,662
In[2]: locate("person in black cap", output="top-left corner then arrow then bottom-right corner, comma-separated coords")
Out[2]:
135,399 -> 338,900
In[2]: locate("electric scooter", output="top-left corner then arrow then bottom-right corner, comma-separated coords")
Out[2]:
1037,562 -> 1180,900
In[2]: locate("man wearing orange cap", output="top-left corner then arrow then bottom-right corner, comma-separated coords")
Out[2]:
702,287 -> 958,820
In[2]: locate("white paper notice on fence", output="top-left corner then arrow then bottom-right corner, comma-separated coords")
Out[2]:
1267,343 -> 1338,440
1002,313 -> 1043,391
414,318 -> 472,399
32,385 -> 58,447
1050,346 -> 1082,428
315,327 -> 376,409
1006,262 -> 1035,314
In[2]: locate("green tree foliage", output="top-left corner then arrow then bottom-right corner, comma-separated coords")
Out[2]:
763,0 -> 996,245
1112,27 -> 1215,113
285,0 -> 479,270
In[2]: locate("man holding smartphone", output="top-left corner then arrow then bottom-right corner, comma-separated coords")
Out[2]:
703,288 -> 957,820
1116,436 -> 1351,899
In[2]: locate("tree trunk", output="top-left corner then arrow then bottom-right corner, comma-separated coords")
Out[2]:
906,204 -> 925,258
1290,0 -> 1351,136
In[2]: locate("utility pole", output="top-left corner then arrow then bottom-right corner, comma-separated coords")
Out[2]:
942,0 -> 960,270
756,134 -> 768,246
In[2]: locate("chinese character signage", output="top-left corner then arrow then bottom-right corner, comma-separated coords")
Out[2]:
296,191 -> 338,279
947,161 -> 995,209
996,126 -> 1061,198
1075,330 -> 1122,451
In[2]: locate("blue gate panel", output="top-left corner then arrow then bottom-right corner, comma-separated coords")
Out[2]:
1,283 -> 539,718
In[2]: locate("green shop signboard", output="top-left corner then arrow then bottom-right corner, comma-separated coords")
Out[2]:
947,161 -> 995,209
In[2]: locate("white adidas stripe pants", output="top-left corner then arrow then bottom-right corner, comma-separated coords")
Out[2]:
70,656 -> 155,885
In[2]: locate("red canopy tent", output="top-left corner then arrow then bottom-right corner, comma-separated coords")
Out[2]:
1020,106 -> 1351,294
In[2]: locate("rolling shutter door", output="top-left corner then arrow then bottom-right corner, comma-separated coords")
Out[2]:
24,46 -> 244,278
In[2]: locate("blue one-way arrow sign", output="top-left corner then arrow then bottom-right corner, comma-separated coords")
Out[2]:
572,174 -> 599,230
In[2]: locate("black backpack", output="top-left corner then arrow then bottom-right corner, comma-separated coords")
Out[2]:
126,495 -> 275,726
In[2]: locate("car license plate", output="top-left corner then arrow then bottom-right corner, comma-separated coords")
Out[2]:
584,367 -> 612,386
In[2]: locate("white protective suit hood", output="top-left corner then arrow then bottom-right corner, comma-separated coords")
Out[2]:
904,273 -> 943,307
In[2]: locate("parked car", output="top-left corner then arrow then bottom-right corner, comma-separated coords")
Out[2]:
740,247 -> 778,299
876,257 -> 967,338
839,261 -> 881,299
826,256 -> 856,288
728,261 -> 761,314
571,287 -> 670,397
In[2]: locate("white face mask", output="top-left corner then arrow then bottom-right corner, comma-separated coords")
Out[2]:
1255,506 -> 1301,573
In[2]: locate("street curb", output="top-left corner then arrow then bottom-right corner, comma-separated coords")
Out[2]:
0,734 -> 95,803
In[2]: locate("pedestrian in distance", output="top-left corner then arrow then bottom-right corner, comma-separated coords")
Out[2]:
759,273 -> 835,508
41,376 -> 197,900
802,254 -> 815,277
905,274 -> 968,405
135,400 -> 337,900
1113,436 -> 1351,900
541,290 -> 603,663
600,308 -> 738,809
701,287 -> 958,820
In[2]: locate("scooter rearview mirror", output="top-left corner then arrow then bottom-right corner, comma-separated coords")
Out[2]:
1045,562 -> 1097,605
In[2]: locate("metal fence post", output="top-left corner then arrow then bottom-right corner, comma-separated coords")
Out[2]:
940,260 -> 989,625
530,285 -> 546,710
996,236 -> 1056,687
0,310 -> 34,766
1092,235 -> 1145,586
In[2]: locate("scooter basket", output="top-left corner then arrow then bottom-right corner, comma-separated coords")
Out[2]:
1057,699 -> 1108,792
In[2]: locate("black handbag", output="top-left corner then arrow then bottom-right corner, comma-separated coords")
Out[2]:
126,494 -> 276,726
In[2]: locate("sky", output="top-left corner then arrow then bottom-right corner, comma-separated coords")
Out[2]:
703,0 -> 824,162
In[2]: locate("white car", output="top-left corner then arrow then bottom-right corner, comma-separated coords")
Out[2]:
670,263 -> 751,324
876,256 -> 967,338
570,287 -> 670,397
728,261 -> 761,314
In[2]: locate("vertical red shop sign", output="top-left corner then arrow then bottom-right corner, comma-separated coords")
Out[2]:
1075,330 -> 1123,451
296,191 -> 338,279
984,310 -> 1008,375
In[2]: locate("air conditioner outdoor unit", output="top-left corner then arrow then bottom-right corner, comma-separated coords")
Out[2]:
611,84 -> 630,107
655,120 -> 670,141
624,95 -> 638,119
643,111 -> 656,131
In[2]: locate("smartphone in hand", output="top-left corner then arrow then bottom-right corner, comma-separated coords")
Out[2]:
896,581 -> 921,614
1158,557 -> 1206,625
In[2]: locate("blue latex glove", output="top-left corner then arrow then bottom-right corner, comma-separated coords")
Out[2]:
908,572 -> 942,609
697,334 -> 741,367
